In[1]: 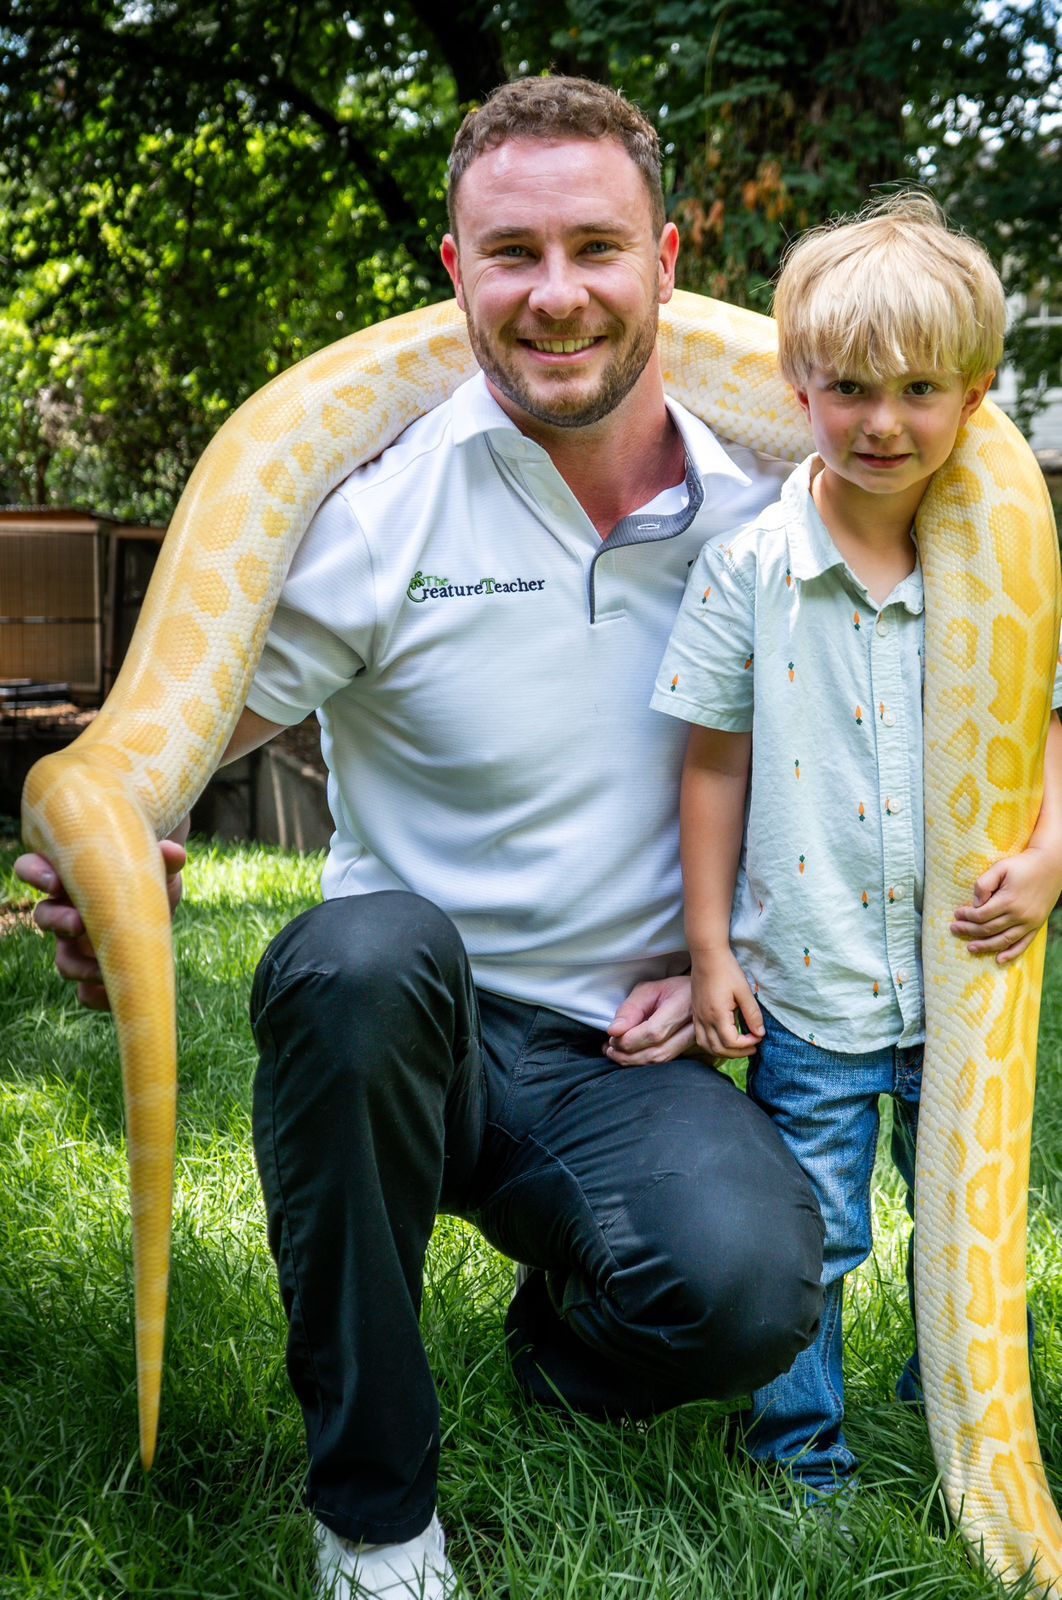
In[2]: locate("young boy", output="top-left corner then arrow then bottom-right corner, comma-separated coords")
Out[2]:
650,192 -> 1062,1499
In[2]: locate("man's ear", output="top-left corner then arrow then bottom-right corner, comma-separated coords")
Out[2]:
960,370 -> 995,426
441,234 -> 465,310
657,222 -> 680,305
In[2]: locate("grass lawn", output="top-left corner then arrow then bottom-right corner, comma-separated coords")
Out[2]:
1,827 -> 1059,1598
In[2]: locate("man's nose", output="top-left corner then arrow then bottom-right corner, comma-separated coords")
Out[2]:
527,251 -> 591,319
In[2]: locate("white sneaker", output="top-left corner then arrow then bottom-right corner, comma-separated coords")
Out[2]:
315,1512 -> 455,1599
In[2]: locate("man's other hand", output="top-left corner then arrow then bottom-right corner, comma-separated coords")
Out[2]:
603,975 -> 696,1065
14,834 -> 187,1012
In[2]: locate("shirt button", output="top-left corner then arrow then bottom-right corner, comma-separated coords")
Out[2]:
888,795 -> 904,814
883,711 -> 896,726
876,617 -> 889,636
890,885 -> 905,901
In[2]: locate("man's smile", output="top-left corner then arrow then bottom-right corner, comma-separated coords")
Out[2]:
520,335 -> 606,355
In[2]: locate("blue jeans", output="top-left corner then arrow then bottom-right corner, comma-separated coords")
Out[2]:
742,1007 -> 922,1493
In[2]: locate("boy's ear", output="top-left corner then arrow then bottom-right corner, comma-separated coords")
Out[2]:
961,371 -> 995,425
794,388 -> 811,420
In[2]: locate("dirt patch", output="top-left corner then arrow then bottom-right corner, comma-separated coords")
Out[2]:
0,900 -> 38,938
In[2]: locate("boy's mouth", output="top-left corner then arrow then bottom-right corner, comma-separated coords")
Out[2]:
856,452 -> 913,468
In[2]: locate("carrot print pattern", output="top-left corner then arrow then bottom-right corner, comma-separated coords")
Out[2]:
861,890 -> 869,908
853,610 -> 861,630
788,661 -> 795,682
670,674 -> 679,693
794,759 -> 801,780
701,587 -> 712,604
744,653 -> 754,670
855,705 -> 863,725
803,947 -> 811,967
798,854 -> 806,875
785,566 -> 792,588
858,801 -> 865,822
872,980 -> 880,997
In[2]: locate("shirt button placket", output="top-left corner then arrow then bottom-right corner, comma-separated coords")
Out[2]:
872,603 -> 919,1032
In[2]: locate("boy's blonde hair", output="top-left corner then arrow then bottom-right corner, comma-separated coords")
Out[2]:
774,191 -> 1005,388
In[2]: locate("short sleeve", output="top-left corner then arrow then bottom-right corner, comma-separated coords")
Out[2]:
1053,617 -> 1062,709
650,533 -> 756,731
246,488 -> 375,726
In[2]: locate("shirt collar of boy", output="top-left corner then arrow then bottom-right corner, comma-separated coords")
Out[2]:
449,372 -> 752,488
782,454 -> 924,616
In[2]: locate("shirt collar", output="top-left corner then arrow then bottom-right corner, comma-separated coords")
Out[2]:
450,371 -> 752,488
785,455 -> 924,615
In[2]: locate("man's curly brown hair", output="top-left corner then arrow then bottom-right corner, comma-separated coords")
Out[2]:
448,76 -> 665,238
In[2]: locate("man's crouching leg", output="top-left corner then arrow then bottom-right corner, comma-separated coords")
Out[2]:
499,1053 -> 824,1418
250,892 -> 483,1560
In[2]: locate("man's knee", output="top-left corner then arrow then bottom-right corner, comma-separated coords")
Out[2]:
250,891 -> 475,1107
602,1171 -> 824,1400
254,891 -> 465,1005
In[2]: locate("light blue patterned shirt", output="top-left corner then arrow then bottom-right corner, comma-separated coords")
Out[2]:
651,456 -> 1062,1054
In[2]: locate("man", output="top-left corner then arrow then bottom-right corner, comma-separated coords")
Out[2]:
20,77 -> 824,1600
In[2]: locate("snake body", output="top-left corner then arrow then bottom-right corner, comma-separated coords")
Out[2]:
20,291 -> 1061,1588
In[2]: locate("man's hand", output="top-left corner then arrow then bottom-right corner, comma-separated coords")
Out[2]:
951,845 -> 1062,964
14,833 -> 188,1011
689,948 -> 764,1059
603,974 -> 697,1065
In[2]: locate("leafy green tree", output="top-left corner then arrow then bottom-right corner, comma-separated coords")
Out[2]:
0,0 -> 1056,517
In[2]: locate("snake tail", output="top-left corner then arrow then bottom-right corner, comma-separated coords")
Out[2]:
22,752 -> 176,1469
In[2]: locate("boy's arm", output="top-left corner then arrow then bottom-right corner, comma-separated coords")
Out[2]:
951,711 -> 1062,963
682,723 -> 764,1057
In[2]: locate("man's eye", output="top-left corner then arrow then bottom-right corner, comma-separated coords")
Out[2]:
496,245 -> 530,258
584,240 -> 615,254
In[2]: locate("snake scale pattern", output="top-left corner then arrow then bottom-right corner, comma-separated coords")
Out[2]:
21,290 -> 1062,1590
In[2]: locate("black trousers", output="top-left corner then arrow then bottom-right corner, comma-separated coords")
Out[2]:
250,892 -> 824,1545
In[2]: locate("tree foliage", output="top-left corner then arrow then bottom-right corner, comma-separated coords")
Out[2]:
0,0 -> 1057,517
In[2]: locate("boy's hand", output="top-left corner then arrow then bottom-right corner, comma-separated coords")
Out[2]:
690,948 -> 765,1059
951,846 -> 1062,963
604,975 -> 697,1065
14,836 -> 188,1010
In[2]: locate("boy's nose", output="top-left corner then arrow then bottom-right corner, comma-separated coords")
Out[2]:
862,401 -> 902,438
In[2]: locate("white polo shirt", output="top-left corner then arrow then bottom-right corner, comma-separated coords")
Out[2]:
247,373 -> 788,1028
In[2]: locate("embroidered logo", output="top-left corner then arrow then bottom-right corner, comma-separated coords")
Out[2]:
406,568 -> 546,603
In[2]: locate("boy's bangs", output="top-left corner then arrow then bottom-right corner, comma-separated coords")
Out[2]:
774,192 -> 1006,390
797,265 -> 969,386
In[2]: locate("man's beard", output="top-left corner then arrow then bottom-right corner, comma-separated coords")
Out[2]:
465,307 -> 660,430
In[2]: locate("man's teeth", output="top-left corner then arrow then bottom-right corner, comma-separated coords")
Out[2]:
529,338 -> 597,353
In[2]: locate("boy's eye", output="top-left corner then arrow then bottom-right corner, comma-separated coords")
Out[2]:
832,380 -> 863,396
907,380 -> 936,396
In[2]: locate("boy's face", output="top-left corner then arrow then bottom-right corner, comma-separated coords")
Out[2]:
795,366 -> 994,501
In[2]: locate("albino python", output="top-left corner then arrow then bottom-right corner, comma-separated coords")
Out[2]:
21,290 -> 1061,1589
